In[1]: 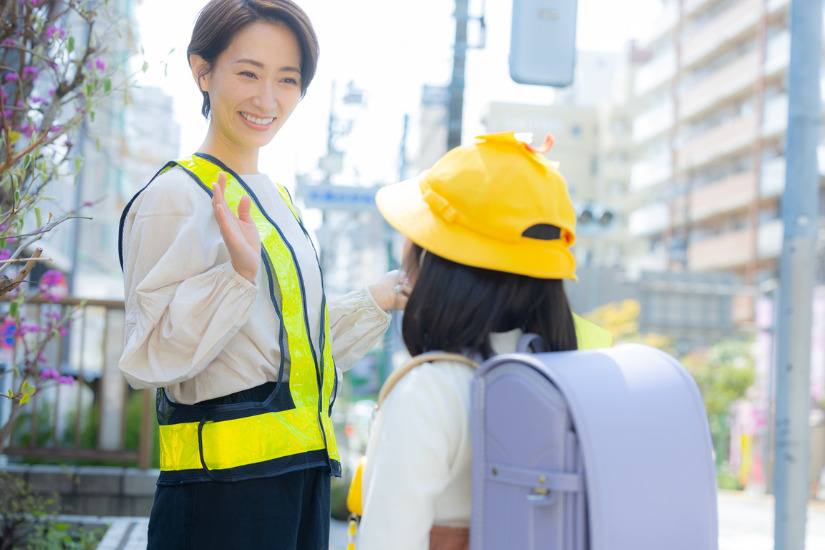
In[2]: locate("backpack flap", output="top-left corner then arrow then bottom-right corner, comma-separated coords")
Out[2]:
471,343 -> 718,550
470,356 -> 587,550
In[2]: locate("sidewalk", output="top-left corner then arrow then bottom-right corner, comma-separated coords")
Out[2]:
330,490 -> 825,550
84,490 -> 825,549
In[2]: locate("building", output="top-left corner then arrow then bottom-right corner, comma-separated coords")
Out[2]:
37,2 -> 180,300
624,0 -> 825,324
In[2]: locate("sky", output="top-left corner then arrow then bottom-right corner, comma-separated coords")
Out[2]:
132,0 -> 661,192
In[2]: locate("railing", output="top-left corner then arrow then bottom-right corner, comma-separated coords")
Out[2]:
1,296 -> 154,469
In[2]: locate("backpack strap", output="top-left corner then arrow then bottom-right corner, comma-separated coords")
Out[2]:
377,352 -> 479,408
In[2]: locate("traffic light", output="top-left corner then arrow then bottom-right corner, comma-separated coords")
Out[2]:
576,203 -> 615,234
509,0 -> 578,87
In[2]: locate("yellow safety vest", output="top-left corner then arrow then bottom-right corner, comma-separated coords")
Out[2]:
119,153 -> 340,484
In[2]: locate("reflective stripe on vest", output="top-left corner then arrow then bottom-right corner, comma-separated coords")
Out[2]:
155,154 -> 339,477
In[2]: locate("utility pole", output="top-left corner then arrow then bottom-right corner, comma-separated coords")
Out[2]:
447,0 -> 469,150
773,0 -> 822,547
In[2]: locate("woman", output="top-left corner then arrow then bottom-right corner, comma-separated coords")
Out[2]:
117,1 -> 407,548
357,131 -> 608,549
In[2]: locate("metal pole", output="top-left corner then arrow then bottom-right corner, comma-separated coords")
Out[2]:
447,0 -> 469,150
773,0 -> 822,547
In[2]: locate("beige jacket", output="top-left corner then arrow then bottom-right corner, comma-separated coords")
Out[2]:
118,166 -> 390,404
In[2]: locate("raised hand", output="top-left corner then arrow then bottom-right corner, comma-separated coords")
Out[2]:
212,171 -> 261,282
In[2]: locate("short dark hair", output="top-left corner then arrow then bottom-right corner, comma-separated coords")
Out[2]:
187,0 -> 319,118
401,243 -> 578,359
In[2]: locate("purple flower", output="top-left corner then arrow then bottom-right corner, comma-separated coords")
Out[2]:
3,110 -> 11,120
4,73 -> 18,82
95,58 -> 106,71
40,367 -> 59,380
31,95 -> 44,104
44,25 -> 64,40
22,66 -> 37,80
82,200 -> 93,207
58,326 -> 67,337
48,88 -> 55,96
40,269 -> 63,287
1,39 -> 16,47
58,375 -> 74,386
0,250 -> 10,261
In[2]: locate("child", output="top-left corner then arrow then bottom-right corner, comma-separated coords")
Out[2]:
357,131 -> 593,549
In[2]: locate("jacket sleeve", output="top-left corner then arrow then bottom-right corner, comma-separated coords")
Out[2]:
357,364 -> 467,550
117,172 -> 258,389
327,287 -> 391,371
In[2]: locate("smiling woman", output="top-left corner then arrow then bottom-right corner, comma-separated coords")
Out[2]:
116,1 -> 411,549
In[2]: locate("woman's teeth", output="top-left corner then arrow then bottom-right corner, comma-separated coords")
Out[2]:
241,113 -> 274,125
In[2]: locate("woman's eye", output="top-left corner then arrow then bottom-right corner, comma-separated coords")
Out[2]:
283,77 -> 299,85
240,71 -> 256,78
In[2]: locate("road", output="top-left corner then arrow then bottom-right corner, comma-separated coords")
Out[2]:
330,490 -> 825,549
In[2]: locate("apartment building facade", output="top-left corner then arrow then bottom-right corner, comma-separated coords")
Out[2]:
624,0 -> 825,323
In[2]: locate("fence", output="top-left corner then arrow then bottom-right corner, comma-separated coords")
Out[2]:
0,296 -> 154,469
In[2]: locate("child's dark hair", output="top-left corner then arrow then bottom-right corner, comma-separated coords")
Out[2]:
401,243 -> 578,359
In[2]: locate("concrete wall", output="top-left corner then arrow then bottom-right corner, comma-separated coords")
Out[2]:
2,464 -> 157,517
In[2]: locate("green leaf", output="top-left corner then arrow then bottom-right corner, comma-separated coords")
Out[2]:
21,380 -> 28,392
23,154 -> 31,170
104,78 -> 111,92
7,389 -> 12,398
23,383 -> 35,396
67,36 -> 74,53
9,301 -> 18,317
35,207 -> 42,228
142,61 -> 149,74
20,394 -> 30,405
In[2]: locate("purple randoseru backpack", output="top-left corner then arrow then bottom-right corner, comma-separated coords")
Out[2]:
470,342 -> 718,550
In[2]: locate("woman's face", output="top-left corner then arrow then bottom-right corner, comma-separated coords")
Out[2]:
197,21 -> 302,154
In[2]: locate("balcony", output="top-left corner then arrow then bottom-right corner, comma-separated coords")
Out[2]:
676,113 -> 758,171
688,227 -> 754,271
633,99 -> 674,143
683,0 -> 713,17
762,94 -> 788,137
760,157 -> 785,198
629,202 -> 670,237
764,30 -> 790,76
635,48 -> 677,97
630,156 -> 673,191
678,50 -> 760,121
681,0 -> 762,68
757,217 -> 783,259
690,171 -> 757,222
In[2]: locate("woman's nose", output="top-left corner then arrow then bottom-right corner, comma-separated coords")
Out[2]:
252,85 -> 277,112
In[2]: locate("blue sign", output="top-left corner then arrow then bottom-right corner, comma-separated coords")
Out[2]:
301,184 -> 380,211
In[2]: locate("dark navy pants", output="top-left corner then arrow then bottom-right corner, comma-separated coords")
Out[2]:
147,465 -> 331,549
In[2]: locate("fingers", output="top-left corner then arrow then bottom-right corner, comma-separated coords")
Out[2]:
237,195 -> 253,222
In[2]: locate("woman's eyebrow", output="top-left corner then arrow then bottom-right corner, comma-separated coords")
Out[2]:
234,58 -> 301,74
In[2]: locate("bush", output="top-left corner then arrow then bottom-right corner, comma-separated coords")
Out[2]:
0,472 -> 104,550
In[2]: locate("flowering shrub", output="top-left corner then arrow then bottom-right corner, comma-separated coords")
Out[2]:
0,0 -> 135,452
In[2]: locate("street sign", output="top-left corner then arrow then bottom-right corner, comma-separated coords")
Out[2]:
299,184 -> 380,211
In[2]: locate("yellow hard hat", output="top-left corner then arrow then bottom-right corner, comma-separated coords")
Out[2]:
376,131 -> 578,280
